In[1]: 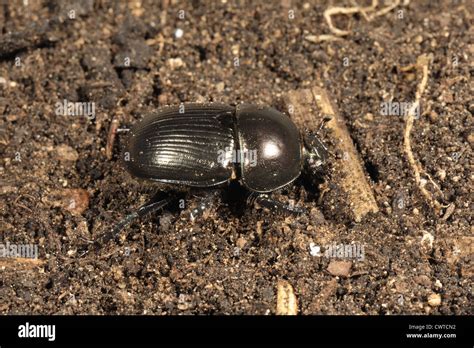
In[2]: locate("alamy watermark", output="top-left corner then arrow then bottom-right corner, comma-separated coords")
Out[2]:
18,322 -> 55,342
309,242 -> 365,261
380,101 -> 420,119
0,242 -> 38,259
217,147 -> 257,167
55,99 -> 95,119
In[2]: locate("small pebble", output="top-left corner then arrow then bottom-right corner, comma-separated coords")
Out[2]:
327,260 -> 352,277
56,144 -> 79,162
428,111 -> 438,122
167,57 -> 185,69
421,231 -> 434,250
427,293 -> 441,307
216,82 -> 225,92
175,28 -> 184,39
467,132 -> 474,144
236,237 -> 247,249
309,242 -> 321,257
413,34 -> 423,44
63,188 -> 90,216
364,113 -> 374,121
414,275 -> 431,287
436,169 -> 446,181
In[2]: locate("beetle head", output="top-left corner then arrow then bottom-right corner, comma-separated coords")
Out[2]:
303,131 -> 328,175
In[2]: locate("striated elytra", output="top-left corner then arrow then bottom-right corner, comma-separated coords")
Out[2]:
125,103 -> 327,193
79,102 -> 329,251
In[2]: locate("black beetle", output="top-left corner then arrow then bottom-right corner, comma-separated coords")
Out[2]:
94,103 -> 327,248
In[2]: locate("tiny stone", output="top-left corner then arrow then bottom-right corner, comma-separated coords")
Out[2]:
414,275 -> 431,287
310,208 -> 326,224
167,58 -> 185,69
467,132 -> 474,144
413,34 -> 423,43
175,28 -> 184,39
236,237 -> 246,249
216,82 -> 225,92
437,169 -> 446,181
364,113 -> 374,121
421,231 -> 434,250
62,188 -> 90,216
327,260 -> 352,277
427,293 -> 441,307
397,294 -> 404,306
428,111 -> 438,122
56,144 -> 79,162
309,242 -> 321,257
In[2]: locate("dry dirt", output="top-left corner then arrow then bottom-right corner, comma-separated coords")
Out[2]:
0,0 -> 472,314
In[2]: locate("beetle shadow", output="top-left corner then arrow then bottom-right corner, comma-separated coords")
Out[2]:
295,171 -> 326,202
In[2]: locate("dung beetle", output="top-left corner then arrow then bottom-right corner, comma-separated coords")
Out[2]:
95,103 -> 327,248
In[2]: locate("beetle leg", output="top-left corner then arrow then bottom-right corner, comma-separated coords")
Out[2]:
248,192 -> 306,214
79,192 -> 180,256
189,189 -> 221,222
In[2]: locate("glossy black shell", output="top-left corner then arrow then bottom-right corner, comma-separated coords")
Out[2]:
126,104 -> 235,187
236,105 -> 302,192
125,103 -> 303,192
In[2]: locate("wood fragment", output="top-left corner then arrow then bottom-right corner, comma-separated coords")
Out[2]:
0,258 -> 45,269
441,203 -> 455,221
283,87 -> 379,222
305,34 -> 343,43
106,118 -> 120,160
276,280 -> 298,315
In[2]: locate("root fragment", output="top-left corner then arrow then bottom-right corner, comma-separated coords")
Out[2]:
324,0 -> 401,36
402,54 -> 444,213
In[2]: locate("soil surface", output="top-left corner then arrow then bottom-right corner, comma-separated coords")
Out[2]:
0,0 -> 472,314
